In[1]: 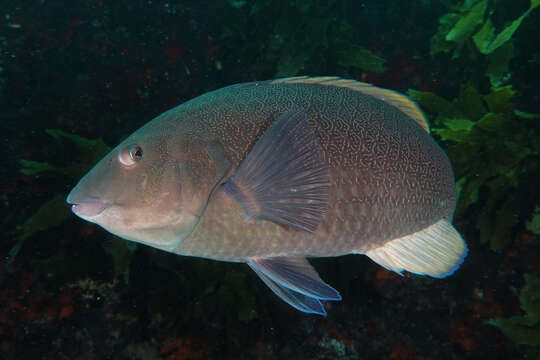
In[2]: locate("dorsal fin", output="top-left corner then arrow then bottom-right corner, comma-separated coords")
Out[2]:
271,76 -> 430,133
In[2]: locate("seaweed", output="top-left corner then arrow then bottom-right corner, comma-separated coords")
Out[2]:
408,84 -> 540,250
336,44 -> 385,74
473,0 -> 540,55
430,0 -> 540,86
443,0 -> 489,54
487,274 -> 540,348
10,130 -> 112,263
8,194 -> 71,261
526,207 -> 540,236
215,270 -> 259,323
0,36 -> 5,91
223,0 -> 385,77
485,41 -> 514,88
19,160 -> 58,175
103,237 -> 137,285
192,263 -> 258,323
13,130 -> 138,284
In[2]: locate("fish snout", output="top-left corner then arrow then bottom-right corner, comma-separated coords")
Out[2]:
66,191 -> 111,217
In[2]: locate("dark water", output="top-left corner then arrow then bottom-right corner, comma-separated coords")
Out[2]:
1,1 -> 539,359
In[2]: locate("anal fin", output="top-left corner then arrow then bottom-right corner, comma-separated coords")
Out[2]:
247,256 -> 341,315
365,219 -> 468,278
250,266 -> 326,315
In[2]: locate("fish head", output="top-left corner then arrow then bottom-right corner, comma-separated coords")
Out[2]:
66,122 -> 230,252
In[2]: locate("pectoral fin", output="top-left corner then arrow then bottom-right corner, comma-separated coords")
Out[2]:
247,256 -> 341,315
223,110 -> 330,233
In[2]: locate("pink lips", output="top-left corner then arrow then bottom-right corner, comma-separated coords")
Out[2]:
69,198 -> 110,217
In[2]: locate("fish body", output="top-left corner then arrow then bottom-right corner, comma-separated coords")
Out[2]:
67,77 -> 467,315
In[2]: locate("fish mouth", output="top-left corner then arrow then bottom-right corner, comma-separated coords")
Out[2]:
67,196 -> 111,217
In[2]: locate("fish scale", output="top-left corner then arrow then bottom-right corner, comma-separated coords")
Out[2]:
165,80 -> 454,258
67,77 -> 466,315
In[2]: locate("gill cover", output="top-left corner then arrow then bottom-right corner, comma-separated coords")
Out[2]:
179,138 -> 231,218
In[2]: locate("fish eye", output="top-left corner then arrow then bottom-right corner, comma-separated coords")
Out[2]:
130,146 -> 143,161
118,145 -> 143,166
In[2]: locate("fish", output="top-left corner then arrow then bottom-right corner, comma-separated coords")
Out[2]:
67,76 -> 468,315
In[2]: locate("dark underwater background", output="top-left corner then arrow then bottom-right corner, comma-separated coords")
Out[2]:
1,0 -> 539,359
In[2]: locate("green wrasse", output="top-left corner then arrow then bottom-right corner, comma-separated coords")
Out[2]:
67,77 -> 467,315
